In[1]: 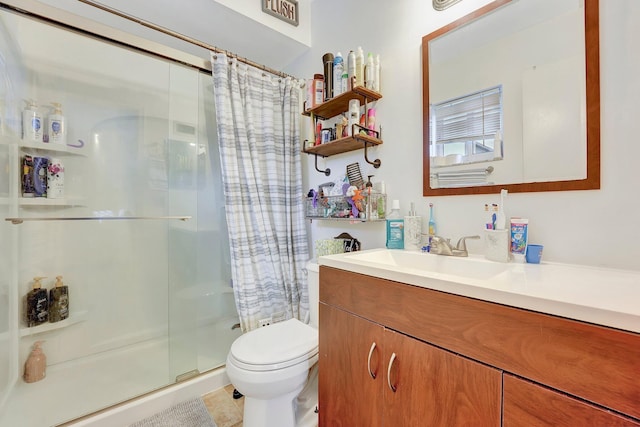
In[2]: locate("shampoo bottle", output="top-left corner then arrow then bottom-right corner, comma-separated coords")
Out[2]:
26,277 -> 48,326
49,276 -> 69,323
47,102 -> 66,145
24,341 -> 46,383
22,100 -> 42,142
46,158 -> 64,199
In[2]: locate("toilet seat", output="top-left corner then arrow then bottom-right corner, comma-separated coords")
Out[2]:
229,318 -> 318,372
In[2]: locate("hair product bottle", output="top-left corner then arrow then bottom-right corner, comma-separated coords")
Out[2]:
347,50 -> 356,91
355,46 -> 364,88
322,53 -> 334,101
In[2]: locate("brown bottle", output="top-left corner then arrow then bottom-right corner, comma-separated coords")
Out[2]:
49,276 -> 69,323
26,277 -> 48,326
24,341 -> 46,383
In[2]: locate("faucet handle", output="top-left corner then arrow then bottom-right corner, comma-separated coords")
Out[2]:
455,235 -> 481,252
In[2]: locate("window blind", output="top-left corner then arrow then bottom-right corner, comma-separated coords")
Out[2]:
432,86 -> 502,146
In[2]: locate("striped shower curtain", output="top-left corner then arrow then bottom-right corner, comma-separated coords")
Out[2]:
211,53 -> 309,332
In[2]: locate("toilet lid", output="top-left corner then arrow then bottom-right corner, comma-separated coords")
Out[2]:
230,318 -> 318,372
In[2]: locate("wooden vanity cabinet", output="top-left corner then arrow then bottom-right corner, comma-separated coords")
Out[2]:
503,375 -> 640,427
319,289 -> 501,426
318,266 -> 640,426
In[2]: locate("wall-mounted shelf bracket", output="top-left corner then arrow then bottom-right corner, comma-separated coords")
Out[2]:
363,141 -> 381,168
313,153 -> 331,176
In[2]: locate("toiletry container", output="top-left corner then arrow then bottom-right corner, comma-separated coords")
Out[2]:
322,53 -> 334,101
32,156 -> 48,197
348,99 -> 360,136
22,100 -> 42,142
365,53 -> 374,89
49,275 -> 69,322
312,74 -> 324,108
46,158 -> 64,199
22,155 -> 35,197
24,341 -> 46,383
47,102 -> 66,145
374,54 -> 381,92
355,46 -> 364,87
332,52 -> 343,98
26,277 -> 48,326
386,200 -> 404,249
347,50 -> 356,91
367,108 -> 376,136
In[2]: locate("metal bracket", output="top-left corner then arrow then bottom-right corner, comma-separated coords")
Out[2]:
313,152 -> 331,176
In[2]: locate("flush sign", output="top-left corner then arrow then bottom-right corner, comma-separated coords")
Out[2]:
262,0 -> 299,27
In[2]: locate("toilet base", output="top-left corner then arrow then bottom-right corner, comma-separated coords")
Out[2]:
243,386 -> 302,427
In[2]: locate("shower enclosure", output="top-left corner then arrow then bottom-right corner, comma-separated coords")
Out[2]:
0,4 -> 239,426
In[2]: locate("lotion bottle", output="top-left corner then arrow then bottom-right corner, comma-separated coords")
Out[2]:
24,341 -> 46,383
49,276 -> 69,322
22,100 -> 42,142
26,276 -> 48,326
48,102 -> 66,145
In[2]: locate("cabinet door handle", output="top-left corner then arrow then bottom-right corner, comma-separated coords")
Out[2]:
367,342 -> 378,379
387,352 -> 397,392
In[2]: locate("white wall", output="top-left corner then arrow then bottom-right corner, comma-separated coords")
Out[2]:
287,0 -> 640,272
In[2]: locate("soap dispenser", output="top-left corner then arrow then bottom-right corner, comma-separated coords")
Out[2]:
24,341 -> 46,383
26,277 -> 48,327
49,275 -> 69,323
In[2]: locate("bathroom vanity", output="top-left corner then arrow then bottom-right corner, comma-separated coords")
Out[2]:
317,249 -> 640,426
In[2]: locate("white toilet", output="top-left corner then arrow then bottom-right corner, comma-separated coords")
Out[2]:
225,262 -> 320,427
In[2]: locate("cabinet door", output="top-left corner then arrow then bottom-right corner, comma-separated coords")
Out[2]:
319,303 -> 384,427
384,329 -> 501,427
504,375 -> 640,427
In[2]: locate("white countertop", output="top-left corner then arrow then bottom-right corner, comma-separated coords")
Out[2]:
318,248 -> 640,334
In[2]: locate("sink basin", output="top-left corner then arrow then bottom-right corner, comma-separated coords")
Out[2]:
339,249 -> 509,280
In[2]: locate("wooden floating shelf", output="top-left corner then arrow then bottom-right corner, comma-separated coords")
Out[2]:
303,87 -> 382,120
304,134 -> 382,157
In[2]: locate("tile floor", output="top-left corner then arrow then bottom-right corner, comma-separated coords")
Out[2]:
203,384 -> 244,427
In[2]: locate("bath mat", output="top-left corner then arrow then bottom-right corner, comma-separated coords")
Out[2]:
129,397 -> 217,427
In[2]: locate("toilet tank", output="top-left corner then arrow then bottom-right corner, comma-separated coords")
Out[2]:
306,261 -> 319,329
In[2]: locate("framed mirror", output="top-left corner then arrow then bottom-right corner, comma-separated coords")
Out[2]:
422,0 -> 600,196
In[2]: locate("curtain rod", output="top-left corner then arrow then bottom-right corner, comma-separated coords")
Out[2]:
77,0 -> 298,80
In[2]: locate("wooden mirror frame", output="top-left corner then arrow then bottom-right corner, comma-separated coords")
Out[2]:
422,0 -> 600,196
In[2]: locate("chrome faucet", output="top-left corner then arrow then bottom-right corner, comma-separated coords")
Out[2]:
430,235 -> 480,257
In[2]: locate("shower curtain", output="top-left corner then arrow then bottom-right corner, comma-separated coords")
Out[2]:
211,53 -> 309,332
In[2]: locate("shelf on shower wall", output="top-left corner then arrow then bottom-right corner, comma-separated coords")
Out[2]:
19,310 -> 88,337
19,140 -> 88,157
18,197 -> 86,207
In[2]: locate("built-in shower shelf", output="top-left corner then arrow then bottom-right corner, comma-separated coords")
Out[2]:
20,310 -> 88,337
19,140 -> 88,157
18,197 -> 86,207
